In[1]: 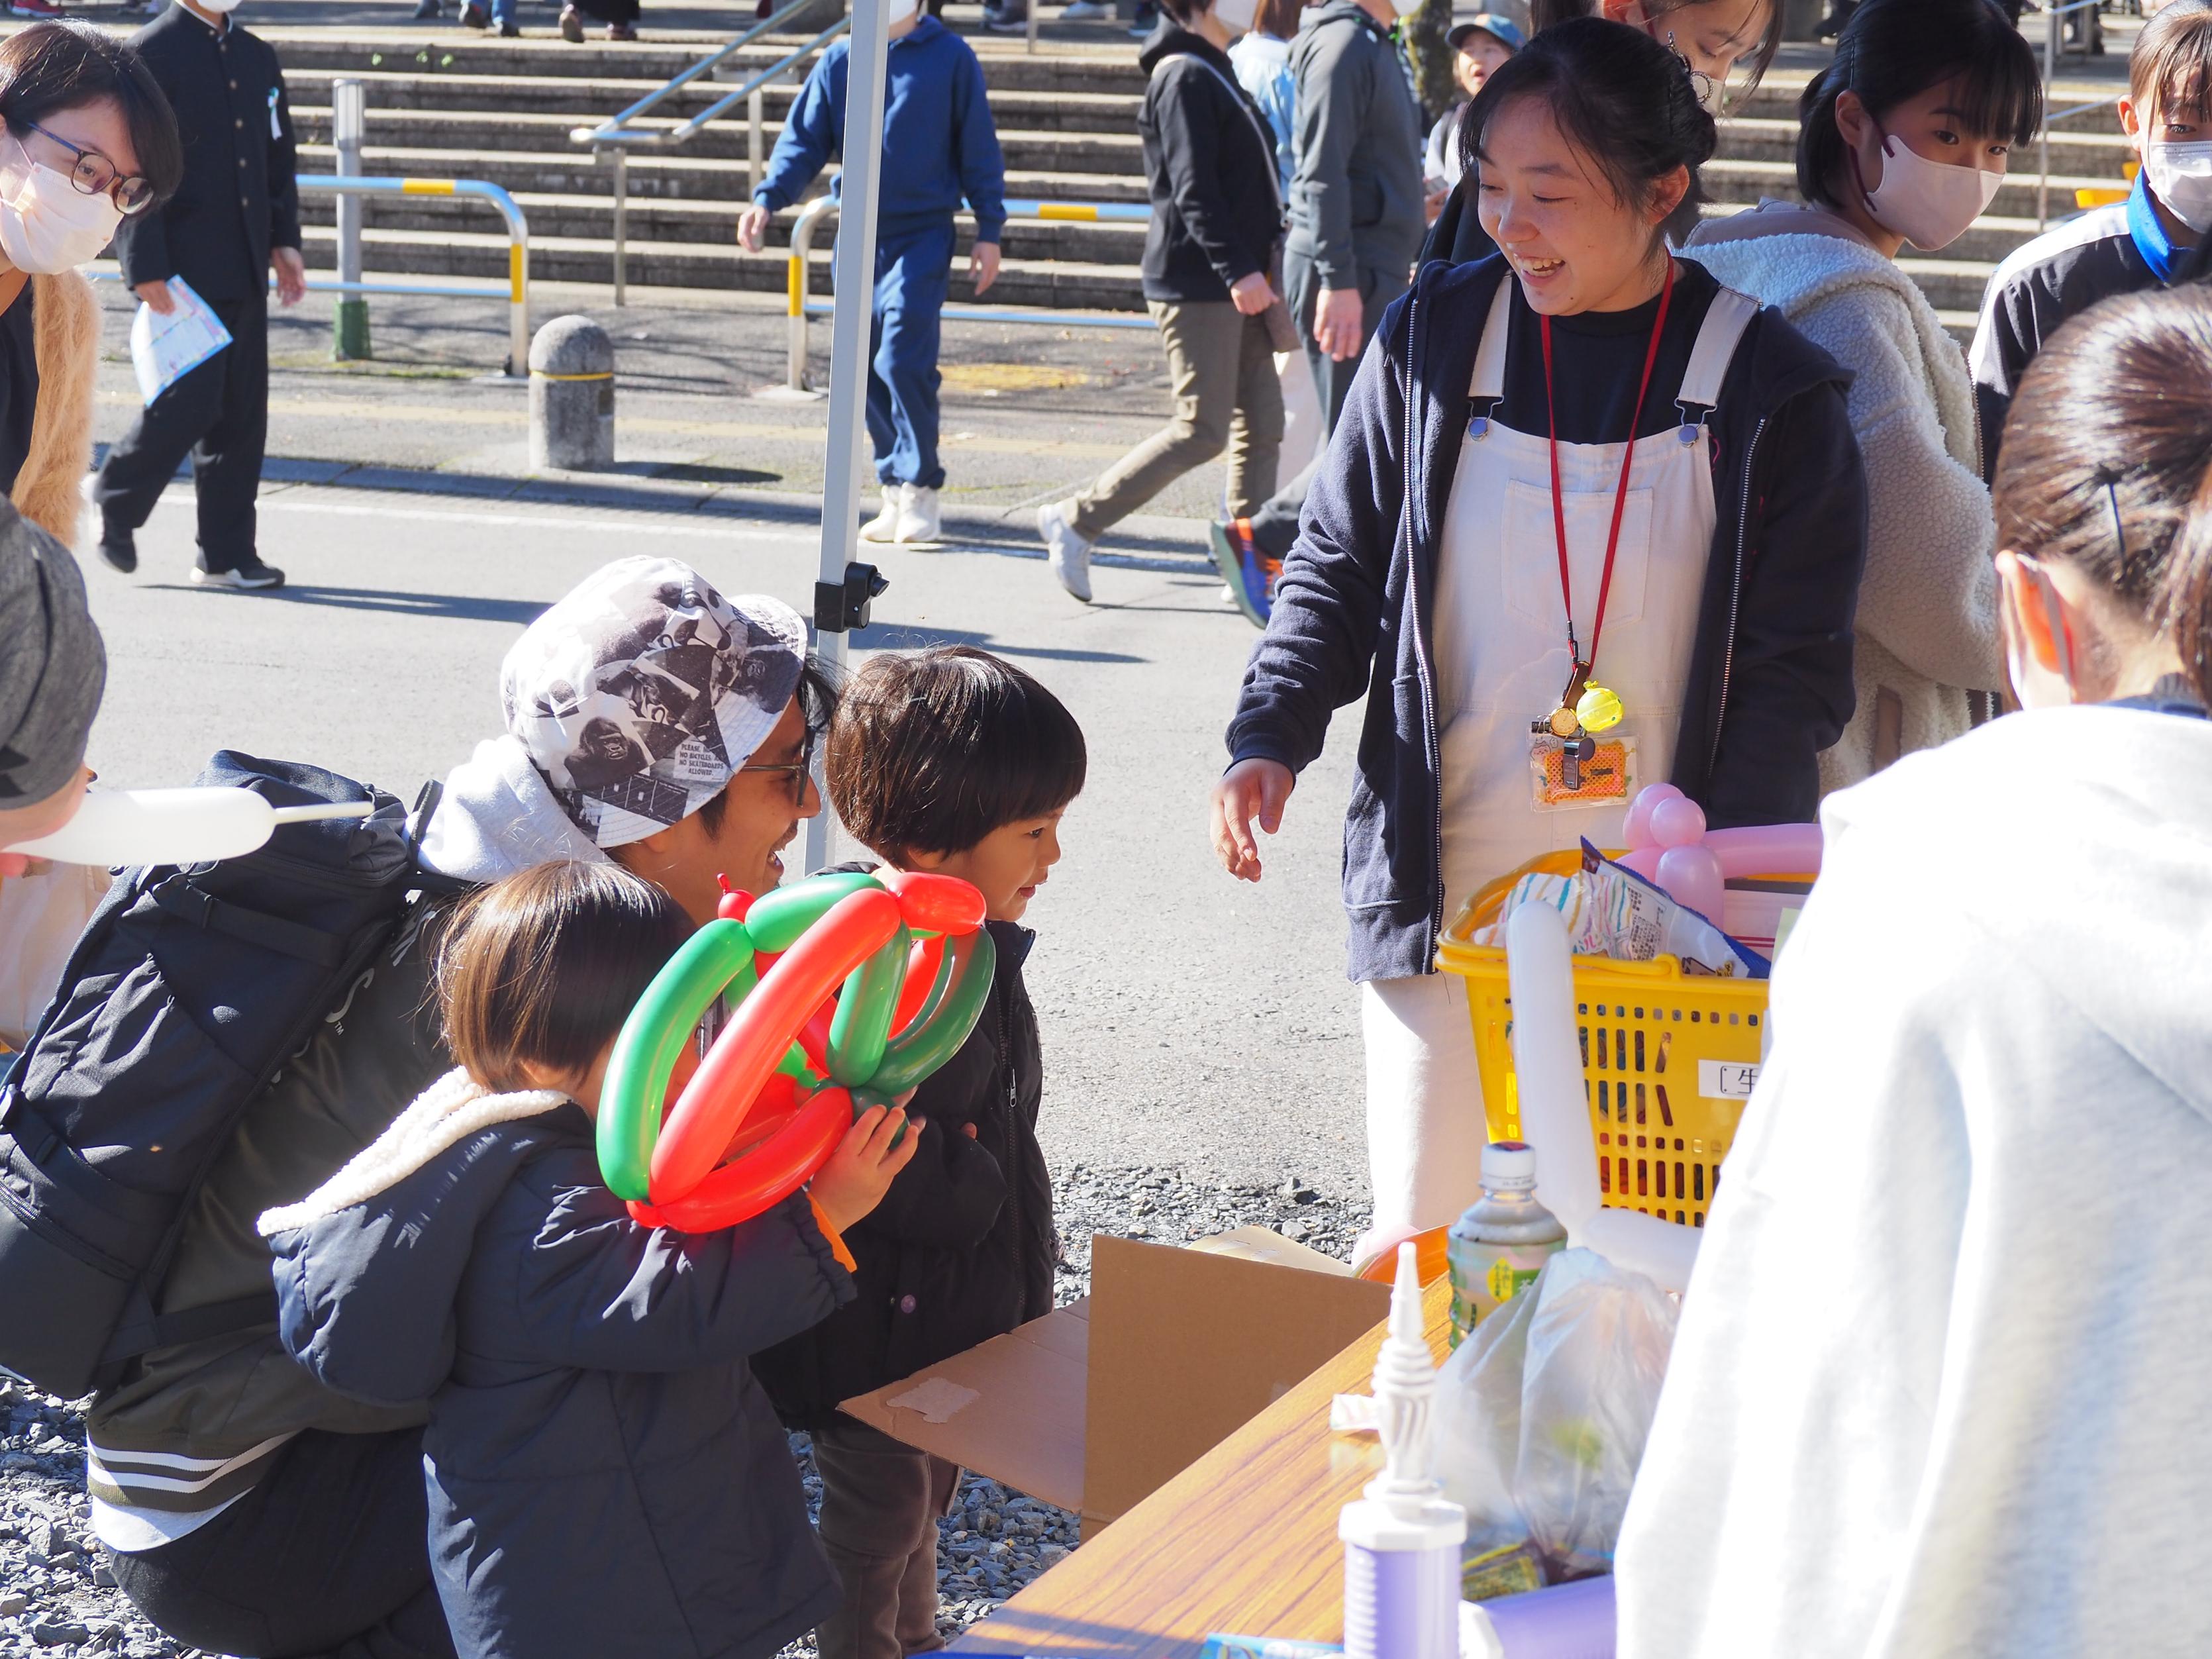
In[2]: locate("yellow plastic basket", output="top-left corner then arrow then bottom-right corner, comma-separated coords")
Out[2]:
1435,851 -> 1784,1230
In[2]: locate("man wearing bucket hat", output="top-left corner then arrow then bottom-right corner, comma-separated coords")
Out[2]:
86,556 -> 835,1659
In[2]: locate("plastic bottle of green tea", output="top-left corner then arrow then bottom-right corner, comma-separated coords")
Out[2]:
1446,1142 -> 1568,1346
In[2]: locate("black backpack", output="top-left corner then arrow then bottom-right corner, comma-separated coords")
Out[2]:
0,751 -> 449,1398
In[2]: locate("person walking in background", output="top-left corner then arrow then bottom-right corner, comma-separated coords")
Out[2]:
1423,17 -> 1521,206
559,0 -> 640,42
1211,0 -> 1425,625
1972,0 -> 2212,477
1036,0 -> 1285,602
741,0 -> 1005,548
458,0 -> 523,38
1684,0 -> 2035,785
1229,0 -> 1305,193
95,0 -> 302,593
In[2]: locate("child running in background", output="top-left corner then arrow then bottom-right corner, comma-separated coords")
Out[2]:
755,647 -> 1086,1659
258,862 -> 917,1659
739,0 -> 1006,548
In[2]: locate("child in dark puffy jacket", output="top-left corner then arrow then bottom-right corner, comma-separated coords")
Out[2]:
258,862 -> 919,1659
753,647 -> 1085,1659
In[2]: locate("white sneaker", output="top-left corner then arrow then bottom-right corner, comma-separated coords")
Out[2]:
1060,1 -> 1109,17
895,485 -> 941,544
1038,500 -> 1093,603
860,483 -> 906,542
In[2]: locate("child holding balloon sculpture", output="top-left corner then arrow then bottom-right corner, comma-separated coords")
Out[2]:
256,860 -> 921,1659
1211,18 -> 1869,1268
755,646 -> 1085,1659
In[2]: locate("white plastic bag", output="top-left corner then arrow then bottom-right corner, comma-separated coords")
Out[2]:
1433,1248 -> 1679,1580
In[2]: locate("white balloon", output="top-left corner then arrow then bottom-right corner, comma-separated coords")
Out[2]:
3,788 -> 373,866
1503,899 -> 1602,1234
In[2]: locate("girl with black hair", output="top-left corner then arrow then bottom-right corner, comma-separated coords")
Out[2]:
1211,16 -> 1867,1264
1619,283 -> 2212,1659
1685,0 -> 2039,787
1974,0 -> 2212,472
0,23 -> 177,544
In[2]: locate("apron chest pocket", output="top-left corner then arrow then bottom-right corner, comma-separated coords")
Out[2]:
1500,477 -> 1653,632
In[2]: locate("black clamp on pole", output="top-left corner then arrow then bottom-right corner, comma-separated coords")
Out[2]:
815,562 -> 889,634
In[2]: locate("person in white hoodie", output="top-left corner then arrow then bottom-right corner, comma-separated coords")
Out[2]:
1617,283 -> 2212,1658
1684,0 -> 2038,787
87,555 -> 834,1659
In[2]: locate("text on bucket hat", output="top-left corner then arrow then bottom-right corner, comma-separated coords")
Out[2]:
500,556 -> 806,850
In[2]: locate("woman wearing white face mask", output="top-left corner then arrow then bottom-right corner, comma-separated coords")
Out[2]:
1684,0 -> 2038,788
1036,0 -> 1287,603
0,25 -> 177,546
1973,0 -> 2212,479
1616,283 -> 2212,1659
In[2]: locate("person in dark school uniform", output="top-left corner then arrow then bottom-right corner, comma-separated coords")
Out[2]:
95,0 -> 303,592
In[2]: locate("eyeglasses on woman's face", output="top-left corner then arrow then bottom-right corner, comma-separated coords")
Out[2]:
19,119 -> 154,215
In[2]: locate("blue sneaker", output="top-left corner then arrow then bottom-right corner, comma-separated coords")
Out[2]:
1209,518 -> 1276,629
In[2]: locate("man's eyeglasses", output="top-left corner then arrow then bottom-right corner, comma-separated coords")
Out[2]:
20,121 -> 155,215
735,737 -> 817,805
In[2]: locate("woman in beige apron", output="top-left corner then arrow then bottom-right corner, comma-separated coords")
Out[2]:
1211,17 -> 1869,1265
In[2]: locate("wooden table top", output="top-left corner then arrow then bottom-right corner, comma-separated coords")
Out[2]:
949,1276 -> 1455,1658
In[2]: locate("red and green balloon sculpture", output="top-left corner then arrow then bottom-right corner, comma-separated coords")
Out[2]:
596,868 -> 995,1231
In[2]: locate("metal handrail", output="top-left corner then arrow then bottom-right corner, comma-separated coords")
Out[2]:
781,196 -> 1154,391
297,175 -> 531,374
570,0 -> 852,304
2036,0 -> 2110,228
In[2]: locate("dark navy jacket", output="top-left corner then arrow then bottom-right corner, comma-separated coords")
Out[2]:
266,1104 -> 852,1659
756,917 -> 1050,1428
1227,256 -> 1868,982
752,15 -> 1007,242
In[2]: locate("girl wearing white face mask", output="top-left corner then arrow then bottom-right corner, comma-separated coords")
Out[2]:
1038,0 -> 1289,603
1973,0 -> 2212,479
1616,284 -> 2212,1659
0,24 -> 176,546
1684,0 -> 2038,789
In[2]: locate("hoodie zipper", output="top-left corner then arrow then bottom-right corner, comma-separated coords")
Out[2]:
1707,413 -> 1767,780
1397,278 -> 1448,966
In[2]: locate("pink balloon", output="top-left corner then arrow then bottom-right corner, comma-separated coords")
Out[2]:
1655,843 -> 1725,921
1616,846 -> 1664,882
1703,823 -> 1824,878
1649,795 -> 1707,849
1622,783 -> 1682,850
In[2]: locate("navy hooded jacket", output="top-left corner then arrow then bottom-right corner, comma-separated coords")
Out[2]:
266,1103 -> 853,1659
1226,255 -> 1868,983
752,15 -> 1007,242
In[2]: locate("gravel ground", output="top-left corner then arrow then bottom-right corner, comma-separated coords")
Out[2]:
0,1167 -> 1364,1658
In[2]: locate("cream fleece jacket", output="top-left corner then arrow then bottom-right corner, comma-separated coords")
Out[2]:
1616,703 -> 2212,1658
1685,211 -> 2003,790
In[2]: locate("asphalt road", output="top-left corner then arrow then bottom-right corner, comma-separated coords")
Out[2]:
78,456 -> 1376,1205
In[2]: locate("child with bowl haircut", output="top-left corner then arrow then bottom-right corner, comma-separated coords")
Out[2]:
754,646 -> 1087,1659
258,861 -> 917,1659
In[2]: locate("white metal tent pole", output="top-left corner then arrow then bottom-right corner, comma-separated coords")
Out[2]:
802,0 -> 894,878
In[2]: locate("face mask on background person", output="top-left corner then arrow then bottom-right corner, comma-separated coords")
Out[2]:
2144,140 -> 2212,234
887,0 -> 919,23
0,140 -> 123,276
1213,0 -> 1258,32
1389,0 -> 1423,20
1856,128 -> 2000,252
197,0 -> 244,13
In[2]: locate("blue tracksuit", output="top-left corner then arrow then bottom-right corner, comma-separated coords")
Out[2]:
756,17 -> 1007,489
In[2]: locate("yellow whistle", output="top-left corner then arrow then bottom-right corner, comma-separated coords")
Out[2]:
1576,683 -> 1625,733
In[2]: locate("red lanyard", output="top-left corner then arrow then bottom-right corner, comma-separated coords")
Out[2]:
1539,258 -> 1675,692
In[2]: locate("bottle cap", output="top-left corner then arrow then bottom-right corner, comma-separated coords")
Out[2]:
1480,1140 -> 1537,1193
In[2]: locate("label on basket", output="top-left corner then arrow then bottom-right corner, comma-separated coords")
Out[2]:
1699,1059 -> 1760,1101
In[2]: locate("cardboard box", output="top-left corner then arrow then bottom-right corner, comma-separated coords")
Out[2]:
840,1228 -> 1389,1535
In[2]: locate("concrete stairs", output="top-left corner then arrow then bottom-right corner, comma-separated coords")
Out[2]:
263,24 -> 2136,327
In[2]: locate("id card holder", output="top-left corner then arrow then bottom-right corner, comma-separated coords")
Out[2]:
1529,730 -> 1636,809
